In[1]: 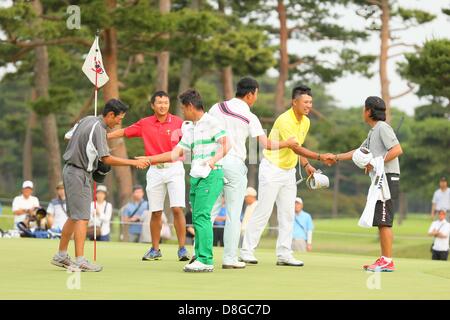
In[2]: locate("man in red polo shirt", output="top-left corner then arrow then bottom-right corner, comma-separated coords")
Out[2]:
108,91 -> 189,261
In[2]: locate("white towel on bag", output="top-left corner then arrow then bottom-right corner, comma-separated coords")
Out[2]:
357,156 -> 391,228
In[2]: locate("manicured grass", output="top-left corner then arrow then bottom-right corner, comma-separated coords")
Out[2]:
0,238 -> 449,300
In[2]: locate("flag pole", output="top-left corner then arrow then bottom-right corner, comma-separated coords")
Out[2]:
93,30 -> 100,261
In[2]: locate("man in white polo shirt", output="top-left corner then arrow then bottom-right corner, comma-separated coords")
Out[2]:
12,181 -> 40,229
209,77 -> 298,269
428,210 -> 450,261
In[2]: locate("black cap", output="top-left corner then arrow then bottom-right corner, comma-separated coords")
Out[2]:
133,184 -> 144,191
440,176 -> 447,182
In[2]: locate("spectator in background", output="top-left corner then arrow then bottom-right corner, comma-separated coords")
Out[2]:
47,181 -> 68,233
431,177 -> 450,220
139,210 -> 172,244
239,187 -> 258,248
12,180 -> 40,230
185,210 -> 195,245
213,196 -> 227,247
428,210 -> 450,261
88,185 -> 113,241
292,197 -> 314,252
122,185 -> 148,243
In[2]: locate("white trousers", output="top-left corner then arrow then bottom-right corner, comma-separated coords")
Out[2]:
211,155 -> 248,265
241,158 -> 297,259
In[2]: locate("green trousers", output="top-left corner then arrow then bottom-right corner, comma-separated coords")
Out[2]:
190,169 -> 224,265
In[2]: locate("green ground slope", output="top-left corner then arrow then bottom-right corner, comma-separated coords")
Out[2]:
1,237 -> 449,300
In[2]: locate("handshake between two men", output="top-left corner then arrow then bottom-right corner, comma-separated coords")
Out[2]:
132,135 -> 339,175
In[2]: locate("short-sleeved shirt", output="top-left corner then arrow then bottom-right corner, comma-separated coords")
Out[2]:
432,188 -> 450,211
263,108 -> 310,169
214,206 -> 227,226
63,116 -> 110,172
47,197 -> 68,230
177,112 -> 227,177
361,121 -> 400,174
429,220 -> 450,251
12,195 -> 40,228
124,114 -> 183,156
292,211 -> 314,241
122,200 -> 148,234
209,98 -> 265,161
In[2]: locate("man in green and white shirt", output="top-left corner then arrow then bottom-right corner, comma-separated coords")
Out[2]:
140,89 -> 230,272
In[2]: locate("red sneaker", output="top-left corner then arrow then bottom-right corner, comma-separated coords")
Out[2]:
363,257 -> 381,270
367,257 -> 395,272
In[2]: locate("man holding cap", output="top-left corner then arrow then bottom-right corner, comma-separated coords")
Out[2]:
12,181 -> 40,230
292,197 -> 314,252
47,181 -> 68,233
51,99 -> 150,272
431,177 -> 450,220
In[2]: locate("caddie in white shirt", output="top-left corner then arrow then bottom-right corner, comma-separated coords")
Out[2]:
428,210 -> 450,261
209,77 -> 298,269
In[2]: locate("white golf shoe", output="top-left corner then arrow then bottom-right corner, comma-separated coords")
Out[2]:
183,260 -> 214,273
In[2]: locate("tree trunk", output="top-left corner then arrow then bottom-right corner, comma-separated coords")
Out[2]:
103,0 -> 133,207
156,0 -> 171,92
222,66 -> 234,100
275,0 -> 289,115
379,0 -> 391,124
332,163 -> 340,218
176,0 -> 200,116
23,91 -> 37,181
177,55 -> 193,116
32,0 -> 62,193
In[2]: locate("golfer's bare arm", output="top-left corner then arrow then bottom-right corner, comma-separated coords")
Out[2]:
384,144 -> 403,162
290,144 -> 322,160
336,150 -> 356,161
146,147 -> 184,164
336,144 -> 402,162
101,155 -> 143,167
258,135 -> 293,150
107,129 -> 125,140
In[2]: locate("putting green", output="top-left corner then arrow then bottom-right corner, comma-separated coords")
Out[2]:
1,238 -> 449,300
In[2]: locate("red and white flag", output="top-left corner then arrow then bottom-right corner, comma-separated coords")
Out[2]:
82,36 -> 109,88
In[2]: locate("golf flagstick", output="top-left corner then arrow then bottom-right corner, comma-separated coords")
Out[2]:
93,32 -> 99,262
82,29 -> 109,262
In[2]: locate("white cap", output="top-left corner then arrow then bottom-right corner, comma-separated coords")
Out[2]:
295,197 -> 303,204
96,185 -> 108,193
22,180 -> 34,189
245,187 -> 257,197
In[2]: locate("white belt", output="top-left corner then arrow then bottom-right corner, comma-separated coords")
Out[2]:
151,162 -> 178,169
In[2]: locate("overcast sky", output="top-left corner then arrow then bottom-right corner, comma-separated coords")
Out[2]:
0,0 -> 449,115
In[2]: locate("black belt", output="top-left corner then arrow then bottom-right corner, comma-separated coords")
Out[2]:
66,162 -> 84,170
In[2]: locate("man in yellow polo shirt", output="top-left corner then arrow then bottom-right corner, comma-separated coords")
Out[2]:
240,85 -> 335,266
